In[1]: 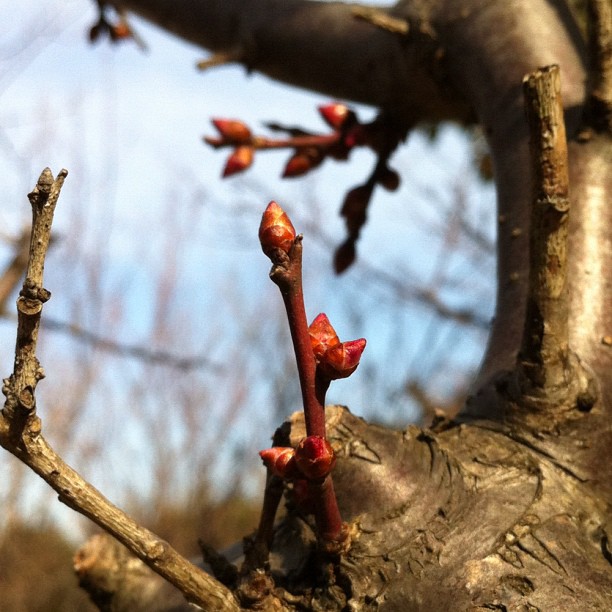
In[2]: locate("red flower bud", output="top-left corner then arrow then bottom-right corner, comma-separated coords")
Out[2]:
259,201 -> 296,256
318,338 -> 366,380
212,119 -> 252,143
318,103 -> 354,130
223,145 -> 254,177
259,447 -> 299,479
308,313 -> 340,360
295,436 -> 336,480
282,147 -> 323,178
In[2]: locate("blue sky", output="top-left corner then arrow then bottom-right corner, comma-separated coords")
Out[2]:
1,1 -> 496,538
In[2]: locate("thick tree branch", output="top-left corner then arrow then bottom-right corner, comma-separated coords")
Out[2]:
112,0 -> 472,123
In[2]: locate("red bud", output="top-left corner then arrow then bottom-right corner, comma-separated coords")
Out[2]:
259,447 -> 299,479
223,145 -> 254,177
318,338 -> 366,380
283,152 -> 313,178
212,119 -> 252,142
318,103 -> 354,130
308,313 -> 340,360
295,436 -> 336,480
110,22 -> 132,41
259,201 -> 297,256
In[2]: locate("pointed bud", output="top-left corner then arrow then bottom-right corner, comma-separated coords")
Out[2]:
308,313 -> 339,360
295,436 -> 336,480
282,147 -> 323,178
259,447 -> 300,479
223,145 -> 254,177
318,103 -> 355,130
212,119 -> 252,142
319,338 -> 366,380
259,201 -> 296,256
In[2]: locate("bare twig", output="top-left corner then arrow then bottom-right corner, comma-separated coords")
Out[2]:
517,67 -> 595,412
351,7 -> 409,35
0,169 -> 240,612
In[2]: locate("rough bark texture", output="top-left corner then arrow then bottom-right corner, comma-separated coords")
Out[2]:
74,0 -> 612,609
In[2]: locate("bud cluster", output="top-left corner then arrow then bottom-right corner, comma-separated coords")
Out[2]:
309,313 -> 366,380
259,435 -> 336,481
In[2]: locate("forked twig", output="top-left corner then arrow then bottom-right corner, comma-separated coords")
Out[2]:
0,168 -> 239,612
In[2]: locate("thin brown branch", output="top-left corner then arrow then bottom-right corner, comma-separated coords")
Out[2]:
351,6 -> 409,35
0,421 -> 239,611
520,66 -> 571,386
0,169 -> 240,612
197,49 -> 244,71
517,66 -> 595,411
2,169 -> 66,432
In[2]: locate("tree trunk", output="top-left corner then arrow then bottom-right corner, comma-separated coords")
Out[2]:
83,0 -> 612,609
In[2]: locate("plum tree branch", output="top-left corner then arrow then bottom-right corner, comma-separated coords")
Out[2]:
0,168 -> 239,612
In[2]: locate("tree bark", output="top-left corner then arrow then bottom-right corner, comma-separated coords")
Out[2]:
79,0 -> 612,609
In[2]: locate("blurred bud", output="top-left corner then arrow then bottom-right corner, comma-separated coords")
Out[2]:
308,313 -> 339,360
88,22 -> 105,43
295,436 -> 336,480
319,338 -> 366,380
212,119 -> 252,142
318,103 -> 355,130
282,148 -> 323,178
223,145 -> 254,177
334,239 -> 356,274
110,21 -> 132,41
377,166 -> 400,191
283,152 -> 313,178
259,447 -> 299,479
341,184 -> 372,234
343,125 -> 367,148
259,201 -> 297,256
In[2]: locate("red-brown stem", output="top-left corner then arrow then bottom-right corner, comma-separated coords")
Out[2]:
311,476 -> 347,549
268,237 -> 346,546
270,238 -> 326,438
206,133 -> 340,152
245,474 -> 284,569
315,370 -> 331,411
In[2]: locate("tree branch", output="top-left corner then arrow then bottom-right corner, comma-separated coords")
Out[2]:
0,169 -> 239,612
